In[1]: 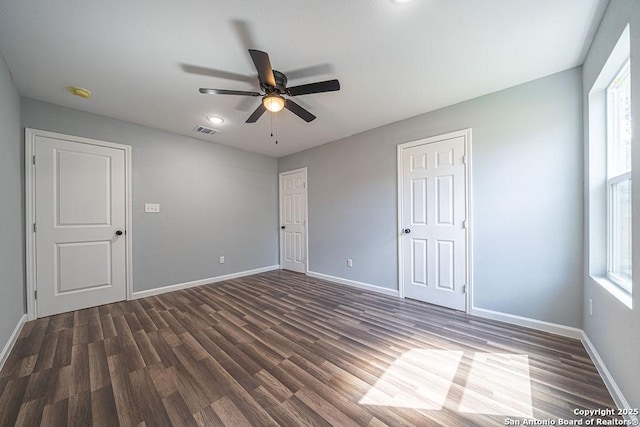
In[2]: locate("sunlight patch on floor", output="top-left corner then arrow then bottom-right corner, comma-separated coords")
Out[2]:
457,352 -> 533,417
358,349 -> 463,410
358,349 -> 533,417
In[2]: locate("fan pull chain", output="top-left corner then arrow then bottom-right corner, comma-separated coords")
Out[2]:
268,112 -> 278,144
274,113 -> 278,144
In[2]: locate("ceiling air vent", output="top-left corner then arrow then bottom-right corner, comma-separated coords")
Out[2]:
193,125 -> 218,136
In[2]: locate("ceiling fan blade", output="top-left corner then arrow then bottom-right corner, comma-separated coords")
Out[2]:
199,88 -> 261,96
285,99 -> 316,122
286,63 -> 334,81
181,64 -> 255,83
246,104 -> 267,123
248,49 -> 276,88
286,79 -> 340,96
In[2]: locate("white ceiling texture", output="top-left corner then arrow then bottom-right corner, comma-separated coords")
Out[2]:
0,0 -> 607,157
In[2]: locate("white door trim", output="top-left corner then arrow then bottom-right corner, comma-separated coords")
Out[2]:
278,167 -> 309,273
397,128 -> 473,313
25,128 -> 133,320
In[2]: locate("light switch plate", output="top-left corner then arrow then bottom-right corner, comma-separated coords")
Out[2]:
145,203 -> 160,213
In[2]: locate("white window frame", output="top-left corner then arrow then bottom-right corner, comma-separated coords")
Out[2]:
606,172 -> 632,291
605,60 -> 632,294
585,25 -> 637,309
607,58 -> 632,294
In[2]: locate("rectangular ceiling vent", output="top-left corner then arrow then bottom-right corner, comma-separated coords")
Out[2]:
193,125 -> 219,136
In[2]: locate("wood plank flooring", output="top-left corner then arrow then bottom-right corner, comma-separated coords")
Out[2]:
0,270 -> 620,426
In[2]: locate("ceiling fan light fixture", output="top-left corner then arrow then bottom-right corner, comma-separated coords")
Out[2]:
263,95 -> 285,113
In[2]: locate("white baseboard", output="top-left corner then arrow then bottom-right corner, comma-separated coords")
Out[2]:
306,271 -> 399,297
471,306 -> 636,420
131,265 -> 280,299
470,306 -> 584,340
581,332 -> 638,423
0,314 -> 27,371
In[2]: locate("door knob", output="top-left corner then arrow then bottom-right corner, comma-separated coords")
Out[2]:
281,226 -> 285,229
403,228 -> 411,234
115,230 -> 124,236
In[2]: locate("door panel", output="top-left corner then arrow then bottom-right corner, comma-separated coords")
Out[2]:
436,240 -> 454,290
56,241 -> 112,293
280,169 -> 307,273
436,175 -> 454,225
411,239 -> 428,286
35,135 -> 127,317
57,150 -> 111,225
411,178 -> 427,224
401,134 -> 468,311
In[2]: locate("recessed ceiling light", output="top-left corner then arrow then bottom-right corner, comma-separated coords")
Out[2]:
67,86 -> 92,99
391,0 -> 415,3
207,115 -> 224,125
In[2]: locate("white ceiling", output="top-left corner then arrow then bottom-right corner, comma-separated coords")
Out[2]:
0,0 -> 607,157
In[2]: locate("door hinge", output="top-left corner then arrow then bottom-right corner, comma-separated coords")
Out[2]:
32,155 -> 36,165
463,220 -> 467,229
34,290 -> 37,299
463,155 -> 468,165
33,223 -> 37,232
462,285 -> 466,294
303,182 -> 306,188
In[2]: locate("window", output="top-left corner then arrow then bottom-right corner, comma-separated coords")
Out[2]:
588,25 -> 632,306
606,60 -> 632,293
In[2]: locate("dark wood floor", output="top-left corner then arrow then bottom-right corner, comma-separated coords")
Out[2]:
0,270 -> 619,426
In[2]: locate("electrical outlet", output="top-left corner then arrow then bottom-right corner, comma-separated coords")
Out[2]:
588,299 -> 593,316
347,258 -> 353,267
144,203 -> 160,213
219,256 -> 225,264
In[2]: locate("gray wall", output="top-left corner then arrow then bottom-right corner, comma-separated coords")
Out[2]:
279,67 -> 584,328
582,0 -> 640,408
22,98 -> 279,292
0,53 -> 25,348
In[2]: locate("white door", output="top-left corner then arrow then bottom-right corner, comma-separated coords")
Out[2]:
279,169 -> 307,273
34,134 -> 128,317
399,131 -> 469,311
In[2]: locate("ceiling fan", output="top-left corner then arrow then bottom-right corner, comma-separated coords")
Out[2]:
199,49 -> 340,123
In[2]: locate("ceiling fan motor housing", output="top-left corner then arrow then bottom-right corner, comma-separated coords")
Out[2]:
266,70 -> 288,93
